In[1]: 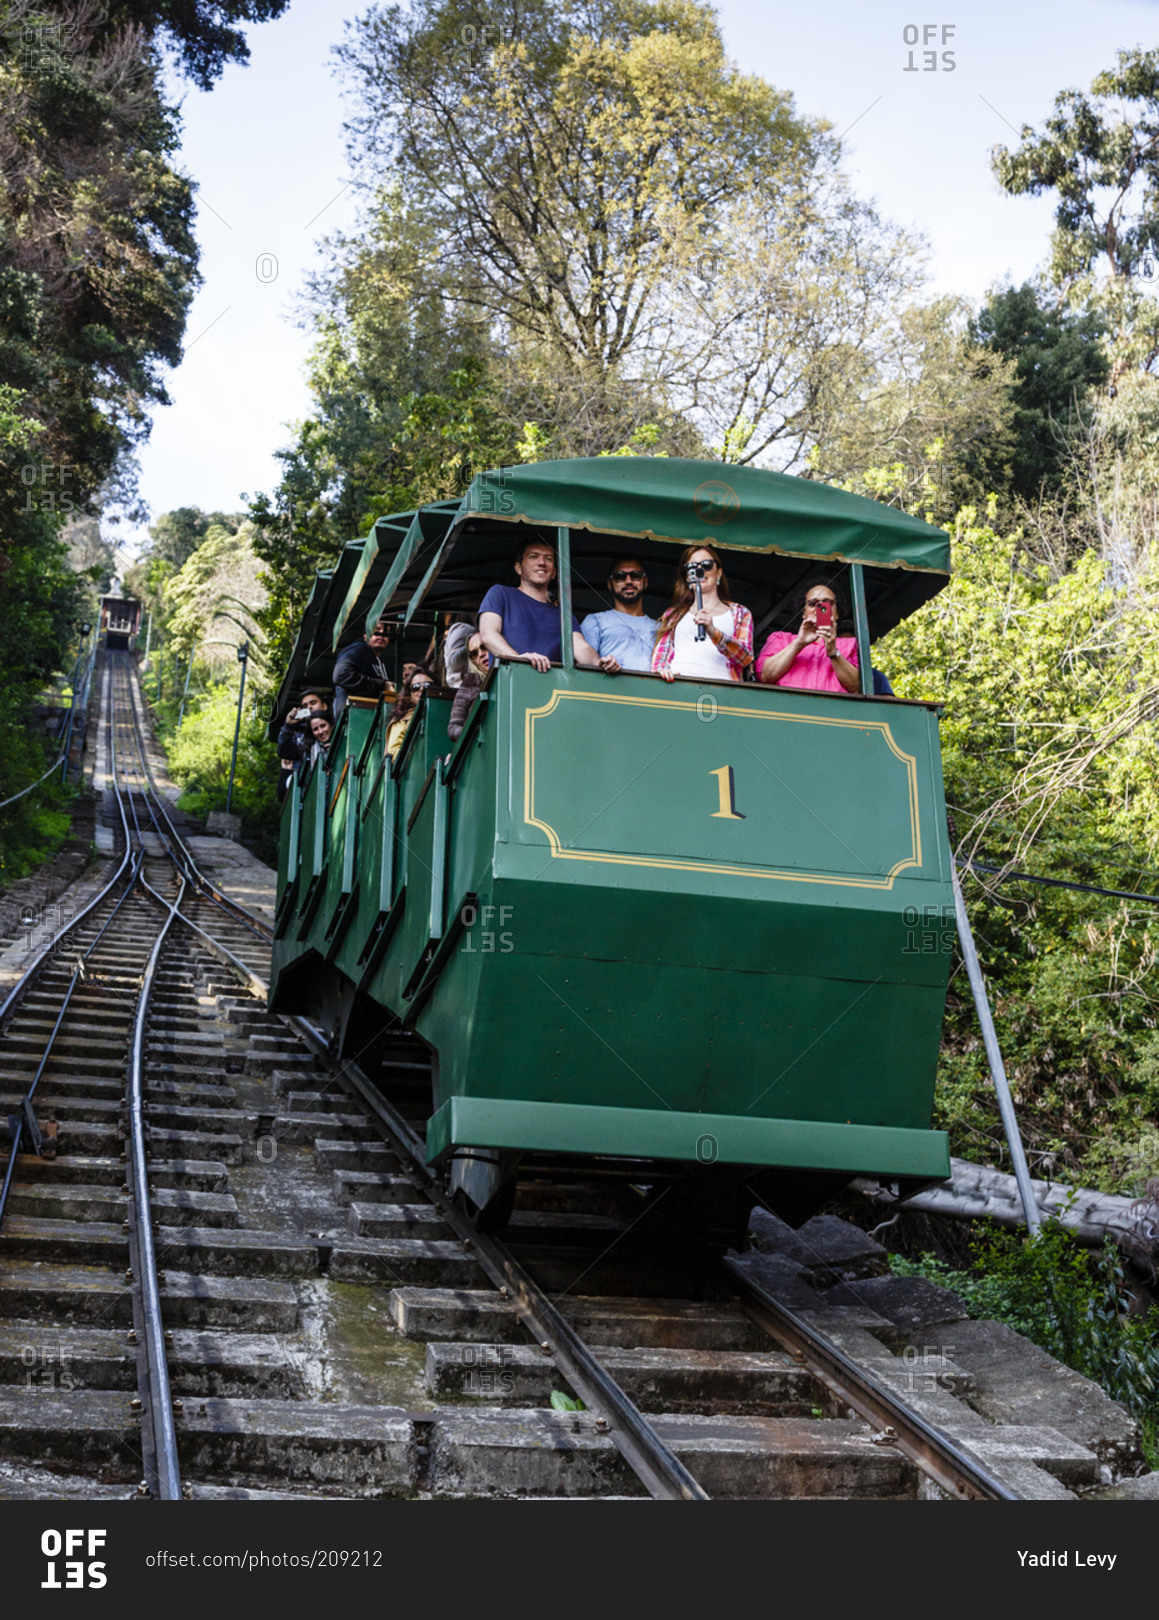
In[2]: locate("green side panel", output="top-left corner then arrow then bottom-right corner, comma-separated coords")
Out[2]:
426,1096 -> 951,1180
362,695 -> 459,1008
463,457 -> 950,575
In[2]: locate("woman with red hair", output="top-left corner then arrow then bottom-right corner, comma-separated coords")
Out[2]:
651,545 -> 753,683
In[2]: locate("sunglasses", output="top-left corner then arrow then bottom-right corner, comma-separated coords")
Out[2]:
469,646 -> 488,659
409,682 -> 431,693
611,569 -> 644,582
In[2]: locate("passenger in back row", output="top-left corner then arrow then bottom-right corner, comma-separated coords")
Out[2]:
332,619 -> 392,714
478,539 -> 621,674
580,557 -> 660,673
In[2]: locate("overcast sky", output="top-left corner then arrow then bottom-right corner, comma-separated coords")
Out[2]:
122,0 -> 1159,553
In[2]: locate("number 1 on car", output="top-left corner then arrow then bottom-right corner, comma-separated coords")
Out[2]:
709,765 -> 745,820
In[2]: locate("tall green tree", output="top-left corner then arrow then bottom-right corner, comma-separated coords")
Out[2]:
339,0 -> 821,376
964,283 -> 1109,500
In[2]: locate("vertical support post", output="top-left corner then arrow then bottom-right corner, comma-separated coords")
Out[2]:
952,867 -> 1041,1233
60,650 -> 81,783
142,611 -> 152,668
849,564 -> 873,696
557,526 -> 574,670
225,644 -> 248,815
177,645 -> 195,728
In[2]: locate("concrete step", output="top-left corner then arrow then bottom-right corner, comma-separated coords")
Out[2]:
314,1139 -> 402,1173
426,1342 -> 823,1414
0,1262 -> 298,1330
2,1183 -> 238,1228
427,1408 -> 917,1499
3,1155 -> 228,1193
329,1239 -> 485,1289
164,1397 -> 415,1493
389,1289 -> 765,1350
331,1170 -> 420,1206
0,1322 -> 285,1397
0,1216 -> 319,1276
347,1202 -> 452,1240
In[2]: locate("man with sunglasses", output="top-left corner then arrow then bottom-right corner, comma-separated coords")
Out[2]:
579,557 -> 660,673
333,618 -> 393,715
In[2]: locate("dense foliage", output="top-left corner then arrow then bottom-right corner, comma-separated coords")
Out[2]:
882,508 -> 1159,1189
893,1228 -> 1159,1464
249,0 -> 1013,663
0,0 -> 282,881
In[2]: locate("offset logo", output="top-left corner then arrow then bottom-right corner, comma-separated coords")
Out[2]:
41,1529 -> 107,1589
692,480 -> 739,524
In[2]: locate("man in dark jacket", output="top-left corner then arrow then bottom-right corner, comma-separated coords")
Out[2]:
332,620 -> 391,713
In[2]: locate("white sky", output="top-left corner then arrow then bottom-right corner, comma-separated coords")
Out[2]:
122,0 -> 1159,551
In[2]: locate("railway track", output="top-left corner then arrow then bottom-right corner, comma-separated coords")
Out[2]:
0,653 -> 1056,1501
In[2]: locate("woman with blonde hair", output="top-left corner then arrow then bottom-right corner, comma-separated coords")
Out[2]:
651,545 -> 753,683
385,667 -> 434,760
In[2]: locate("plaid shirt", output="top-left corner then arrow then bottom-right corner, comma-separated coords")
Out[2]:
651,604 -> 754,681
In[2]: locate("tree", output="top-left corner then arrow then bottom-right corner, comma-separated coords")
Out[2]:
0,4 -> 199,546
992,47 -> 1159,289
338,0 -> 823,378
964,283 -> 1109,500
148,505 -> 241,568
52,0 -> 290,87
806,297 -> 1016,520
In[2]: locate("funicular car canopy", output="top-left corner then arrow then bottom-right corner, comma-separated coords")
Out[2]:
460,456 -> 951,574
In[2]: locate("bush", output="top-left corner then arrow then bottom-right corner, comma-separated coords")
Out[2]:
893,1222 -> 1159,1464
159,679 -> 280,863
0,719 -> 73,889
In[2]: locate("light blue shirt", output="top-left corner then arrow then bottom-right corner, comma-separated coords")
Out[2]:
580,608 -> 660,672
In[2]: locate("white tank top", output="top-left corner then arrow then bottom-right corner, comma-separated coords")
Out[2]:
671,607 -> 735,679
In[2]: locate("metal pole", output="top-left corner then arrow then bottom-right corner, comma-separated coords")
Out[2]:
225,646 -> 248,815
951,867 -> 1041,1233
557,526 -> 574,670
849,563 -> 873,696
143,610 -> 152,667
177,646 -> 195,728
60,649 -> 82,782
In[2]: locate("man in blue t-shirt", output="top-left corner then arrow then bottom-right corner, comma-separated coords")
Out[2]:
580,556 -> 660,673
478,539 -> 620,673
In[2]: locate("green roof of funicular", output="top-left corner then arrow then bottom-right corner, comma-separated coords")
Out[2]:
461,457 -> 951,575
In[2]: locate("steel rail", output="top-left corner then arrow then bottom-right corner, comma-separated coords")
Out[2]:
1,656 -> 143,1226
283,1015 -> 710,1502
125,867 -> 188,1500
117,658 -> 273,943
719,1255 -> 1021,1501
106,652 -> 189,1499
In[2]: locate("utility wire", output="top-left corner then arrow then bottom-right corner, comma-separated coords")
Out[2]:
958,857 -> 1159,909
